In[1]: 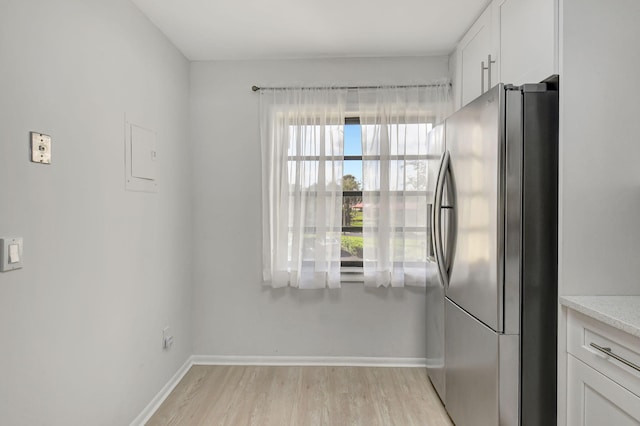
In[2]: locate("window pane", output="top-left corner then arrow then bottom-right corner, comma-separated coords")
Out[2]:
298,234 -> 342,263
342,195 -> 363,227
344,123 -> 362,156
404,159 -> 428,191
362,194 -> 407,227
362,159 -> 379,191
363,160 -> 430,191
361,123 -> 432,156
361,124 -> 379,155
341,232 -> 363,262
287,160 -> 320,188
404,195 -> 428,228
288,160 -> 344,189
388,124 -> 405,156
396,123 -> 432,155
362,160 -> 407,191
402,231 -> 428,262
287,124 -> 343,157
361,194 -> 428,228
342,161 -> 362,190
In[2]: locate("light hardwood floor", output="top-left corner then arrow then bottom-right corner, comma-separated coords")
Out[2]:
147,365 -> 452,426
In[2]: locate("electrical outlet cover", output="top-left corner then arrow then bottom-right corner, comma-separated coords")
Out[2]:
31,132 -> 51,164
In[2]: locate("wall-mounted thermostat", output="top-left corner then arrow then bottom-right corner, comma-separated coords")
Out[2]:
31,132 -> 51,164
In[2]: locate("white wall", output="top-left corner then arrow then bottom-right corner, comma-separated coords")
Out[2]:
191,57 -> 448,358
0,1 -> 192,424
559,0 -> 640,296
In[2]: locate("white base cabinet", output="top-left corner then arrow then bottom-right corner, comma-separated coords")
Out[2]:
566,310 -> 640,425
568,355 -> 640,425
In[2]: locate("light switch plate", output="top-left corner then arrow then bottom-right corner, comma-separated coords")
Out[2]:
0,237 -> 23,272
31,132 -> 51,164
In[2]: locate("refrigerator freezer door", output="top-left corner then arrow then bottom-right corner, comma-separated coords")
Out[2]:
445,298 -> 499,426
445,84 -> 504,332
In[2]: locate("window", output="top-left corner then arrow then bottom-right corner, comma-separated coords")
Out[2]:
260,85 -> 450,288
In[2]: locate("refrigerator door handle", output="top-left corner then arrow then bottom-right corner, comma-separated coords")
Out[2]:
445,155 -> 458,282
433,150 -> 450,287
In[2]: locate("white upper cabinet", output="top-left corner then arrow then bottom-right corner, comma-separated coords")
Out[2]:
497,0 -> 557,86
451,0 -> 558,110
456,5 -> 498,108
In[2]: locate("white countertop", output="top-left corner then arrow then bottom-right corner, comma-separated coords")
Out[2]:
560,295 -> 640,338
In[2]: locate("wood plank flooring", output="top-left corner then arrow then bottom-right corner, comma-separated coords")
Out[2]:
147,365 -> 452,426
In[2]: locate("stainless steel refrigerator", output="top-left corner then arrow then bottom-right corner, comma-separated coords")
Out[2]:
426,81 -> 558,426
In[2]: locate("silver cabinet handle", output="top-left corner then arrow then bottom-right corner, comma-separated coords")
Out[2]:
481,54 -> 496,94
590,342 -> 640,373
487,54 -> 495,90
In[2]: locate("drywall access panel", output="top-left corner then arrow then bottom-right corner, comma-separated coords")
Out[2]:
125,119 -> 158,193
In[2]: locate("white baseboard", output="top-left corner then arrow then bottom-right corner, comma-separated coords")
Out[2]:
130,356 -> 194,426
191,355 -> 427,367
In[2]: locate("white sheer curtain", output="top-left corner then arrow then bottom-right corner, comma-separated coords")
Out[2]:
358,83 -> 451,287
260,88 -> 348,289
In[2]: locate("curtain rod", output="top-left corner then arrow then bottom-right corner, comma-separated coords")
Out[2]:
251,83 -> 451,92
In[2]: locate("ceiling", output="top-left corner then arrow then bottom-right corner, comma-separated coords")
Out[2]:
130,0 -> 491,61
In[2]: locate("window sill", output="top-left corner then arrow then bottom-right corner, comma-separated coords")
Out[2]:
341,267 -> 364,283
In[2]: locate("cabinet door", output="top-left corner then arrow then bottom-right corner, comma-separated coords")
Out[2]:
567,355 -> 640,426
498,0 -> 556,85
459,6 -> 495,107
